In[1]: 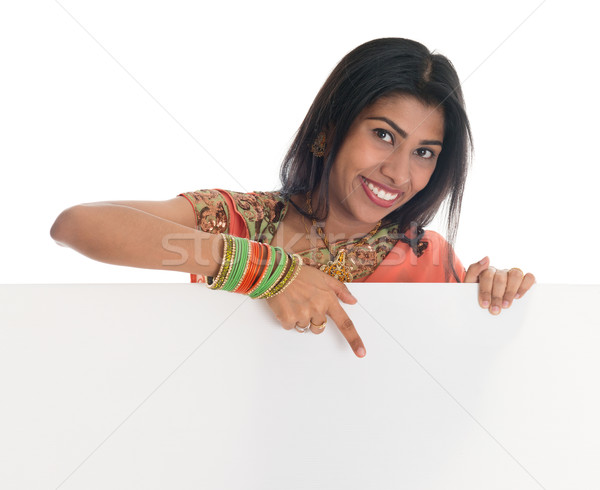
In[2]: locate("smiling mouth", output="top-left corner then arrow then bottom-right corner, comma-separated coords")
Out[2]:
361,176 -> 400,202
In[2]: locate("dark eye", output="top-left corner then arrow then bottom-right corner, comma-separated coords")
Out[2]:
415,148 -> 435,159
374,128 -> 393,144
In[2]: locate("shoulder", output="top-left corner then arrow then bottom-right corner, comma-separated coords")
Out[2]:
179,189 -> 228,207
177,189 -> 288,236
381,224 -> 445,258
417,229 -> 452,261
177,189 -> 230,233
225,190 -> 287,224
420,229 -> 466,282
421,229 -> 449,247
227,190 -> 285,208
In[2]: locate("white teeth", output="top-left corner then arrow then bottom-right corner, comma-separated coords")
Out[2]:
364,178 -> 398,201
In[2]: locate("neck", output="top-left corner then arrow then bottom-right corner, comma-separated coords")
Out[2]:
297,188 -> 381,244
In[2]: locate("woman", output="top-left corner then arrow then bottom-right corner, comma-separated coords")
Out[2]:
50,38 -> 535,358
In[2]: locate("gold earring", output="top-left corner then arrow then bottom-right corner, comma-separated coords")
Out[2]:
310,131 -> 327,157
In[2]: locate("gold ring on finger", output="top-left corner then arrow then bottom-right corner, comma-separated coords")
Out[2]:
294,323 -> 310,333
509,267 -> 524,275
310,320 -> 327,330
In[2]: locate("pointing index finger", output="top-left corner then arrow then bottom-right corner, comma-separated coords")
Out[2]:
328,302 -> 366,358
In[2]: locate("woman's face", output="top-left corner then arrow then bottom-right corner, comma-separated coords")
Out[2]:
327,94 -> 444,227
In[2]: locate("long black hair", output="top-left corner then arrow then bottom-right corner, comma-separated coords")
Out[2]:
279,38 -> 472,282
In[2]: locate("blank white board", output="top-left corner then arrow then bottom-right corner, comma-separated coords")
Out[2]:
0,283 -> 598,489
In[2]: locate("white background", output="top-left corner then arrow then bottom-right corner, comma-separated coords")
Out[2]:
1,0 -> 598,284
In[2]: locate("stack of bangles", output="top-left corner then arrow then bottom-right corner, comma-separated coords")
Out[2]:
206,234 -> 303,299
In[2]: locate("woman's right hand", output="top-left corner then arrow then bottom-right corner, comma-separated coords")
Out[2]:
266,266 -> 366,358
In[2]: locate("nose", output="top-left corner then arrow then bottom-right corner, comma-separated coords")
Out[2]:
380,148 -> 411,189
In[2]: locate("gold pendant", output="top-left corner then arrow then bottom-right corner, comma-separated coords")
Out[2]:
319,249 -> 353,283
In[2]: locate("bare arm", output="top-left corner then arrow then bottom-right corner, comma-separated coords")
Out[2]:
51,196 -> 368,357
50,196 -> 222,277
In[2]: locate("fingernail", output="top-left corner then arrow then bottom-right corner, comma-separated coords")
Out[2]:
479,256 -> 488,265
357,347 -> 366,357
502,300 -> 509,308
491,306 -> 500,314
482,300 -> 490,308
514,293 -> 521,299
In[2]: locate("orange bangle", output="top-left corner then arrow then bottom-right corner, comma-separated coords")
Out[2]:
248,241 -> 267,292
235,240 -> 262,294
246,243 -> 270,296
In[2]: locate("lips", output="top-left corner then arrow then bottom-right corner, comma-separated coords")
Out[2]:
360,176 -> 403,208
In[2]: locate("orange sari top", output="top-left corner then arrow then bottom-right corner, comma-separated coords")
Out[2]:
353,230 -> 466,283
179,189 -> 467,284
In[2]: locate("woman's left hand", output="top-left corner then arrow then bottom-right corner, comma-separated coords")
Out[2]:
464,256 -> 536,315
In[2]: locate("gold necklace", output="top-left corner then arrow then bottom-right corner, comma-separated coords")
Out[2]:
305,191 -> 382,282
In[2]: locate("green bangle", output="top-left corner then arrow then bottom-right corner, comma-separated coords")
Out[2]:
255,250 -> 291,299
251,247 -> 287,299
232,238 -> 253,292
222,237 -> 248,291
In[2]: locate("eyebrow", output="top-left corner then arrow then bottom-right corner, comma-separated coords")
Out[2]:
366,116 -> 443,147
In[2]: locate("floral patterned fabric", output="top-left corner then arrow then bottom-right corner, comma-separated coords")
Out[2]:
178,189 -> 230,235
178,189 -> 432,282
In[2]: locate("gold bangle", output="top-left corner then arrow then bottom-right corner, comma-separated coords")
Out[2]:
210,236 -> 236,290
256,252 -> 292,299
207,234 -> 231,289
261,254 -> 296,299
263,254 -> 303,299
220,239 -> 238,289
275,254 -> 303,297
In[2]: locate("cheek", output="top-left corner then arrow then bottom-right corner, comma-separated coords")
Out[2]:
413,165 -> 436,192
343,136 -> 379,167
